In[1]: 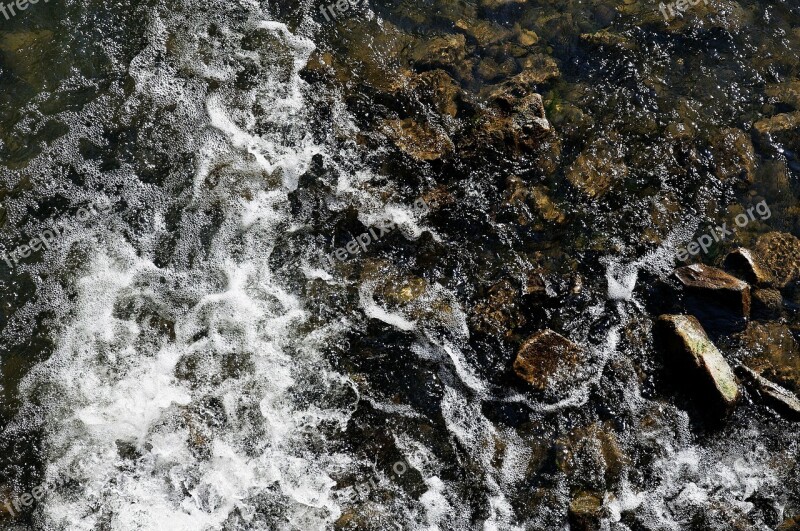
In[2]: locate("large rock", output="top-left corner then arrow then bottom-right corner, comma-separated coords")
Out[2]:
754,232 -> 800,288
672,264 -> 751,323
736,365 -> 800,419
513,329 -> 586,392
656,315 -> 740,409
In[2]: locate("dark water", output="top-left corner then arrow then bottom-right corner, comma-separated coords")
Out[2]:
1,0 -> 799,529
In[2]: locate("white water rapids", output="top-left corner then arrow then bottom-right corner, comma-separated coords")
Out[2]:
0,1 -> 793,530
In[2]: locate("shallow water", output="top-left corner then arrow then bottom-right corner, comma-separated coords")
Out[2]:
1,0 -> 800,529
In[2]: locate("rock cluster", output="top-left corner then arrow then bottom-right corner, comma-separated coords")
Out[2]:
652,235 -> 800,420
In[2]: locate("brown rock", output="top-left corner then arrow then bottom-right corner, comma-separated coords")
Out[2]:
777,515 -> 800,531
723,248 -> 772,286
656,315 -> 740,408
566,134 -> 628,198
517,28 -> 539,46
741,322 -> 800,394
513,330 -> 585,391
408,34 -> 468,73
568,491 -> 603,531
751,288 -> 784,320
471,280 -> 525,338
711,128 -> 756,183
408,70 -> 461,118
480,0 -> 526,9
672,264 -> 751,319
754,111 -> 800,135
465,93 -> 551,155
766,81 -> 800,108
477,56 -> 518,83
454,18 -> 512,46
754,232 -> 800,288
516,54 -> 561,84
737,365 -> 800,419
531,185 -> 565,224
383,118 -> 454,161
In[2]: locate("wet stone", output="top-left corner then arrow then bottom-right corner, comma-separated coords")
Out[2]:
477,56 -> 518,83
568,491 -> 603,531
382,118 -> 454,161
672,263 -> 751,321
407,70 -> 461,118
777,515 -> 800,531
737,365 -> 800,420
513,329 -> 586,392
454,18 -> 512,46
566,133 -> 628,198
711,127 -> 756,183
656,315 -> 740,409
741,322 -> 800,395
407,33 -> 468,74
751,288 -> 784,320
754,111 -> 800,135
723,248 -> 772,286
754,232 -> 800,288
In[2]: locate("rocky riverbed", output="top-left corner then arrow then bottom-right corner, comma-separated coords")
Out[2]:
1,0 -> 800,529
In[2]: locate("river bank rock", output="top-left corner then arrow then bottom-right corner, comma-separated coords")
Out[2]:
736,365 -> 800,419
513,329 -> 586,392
673,263 -> 750,315
656,315 -> 740,409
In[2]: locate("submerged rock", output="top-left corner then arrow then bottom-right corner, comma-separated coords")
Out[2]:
383,118 -> 454,161
754,111 -> 800,135
777,515 -> 800,531
751,288 -> 784,320
737,365 -> 800,419
513,329 -> 585,392
566,133 -> 628,198
464,92 -> 552,155
741,322 -> 800,394
723,248 -> 772,286
407,69 -> 462,118
408,33 -> 467,69
754,232 -> 800,288
454,17 -> 512,46
711,127 -> 756,183
656,315 -> 740,409
673,264 -> 751,320
568,491 -> 603,531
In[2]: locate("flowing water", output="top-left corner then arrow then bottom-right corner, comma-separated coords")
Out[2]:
1,0 -> 800,529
